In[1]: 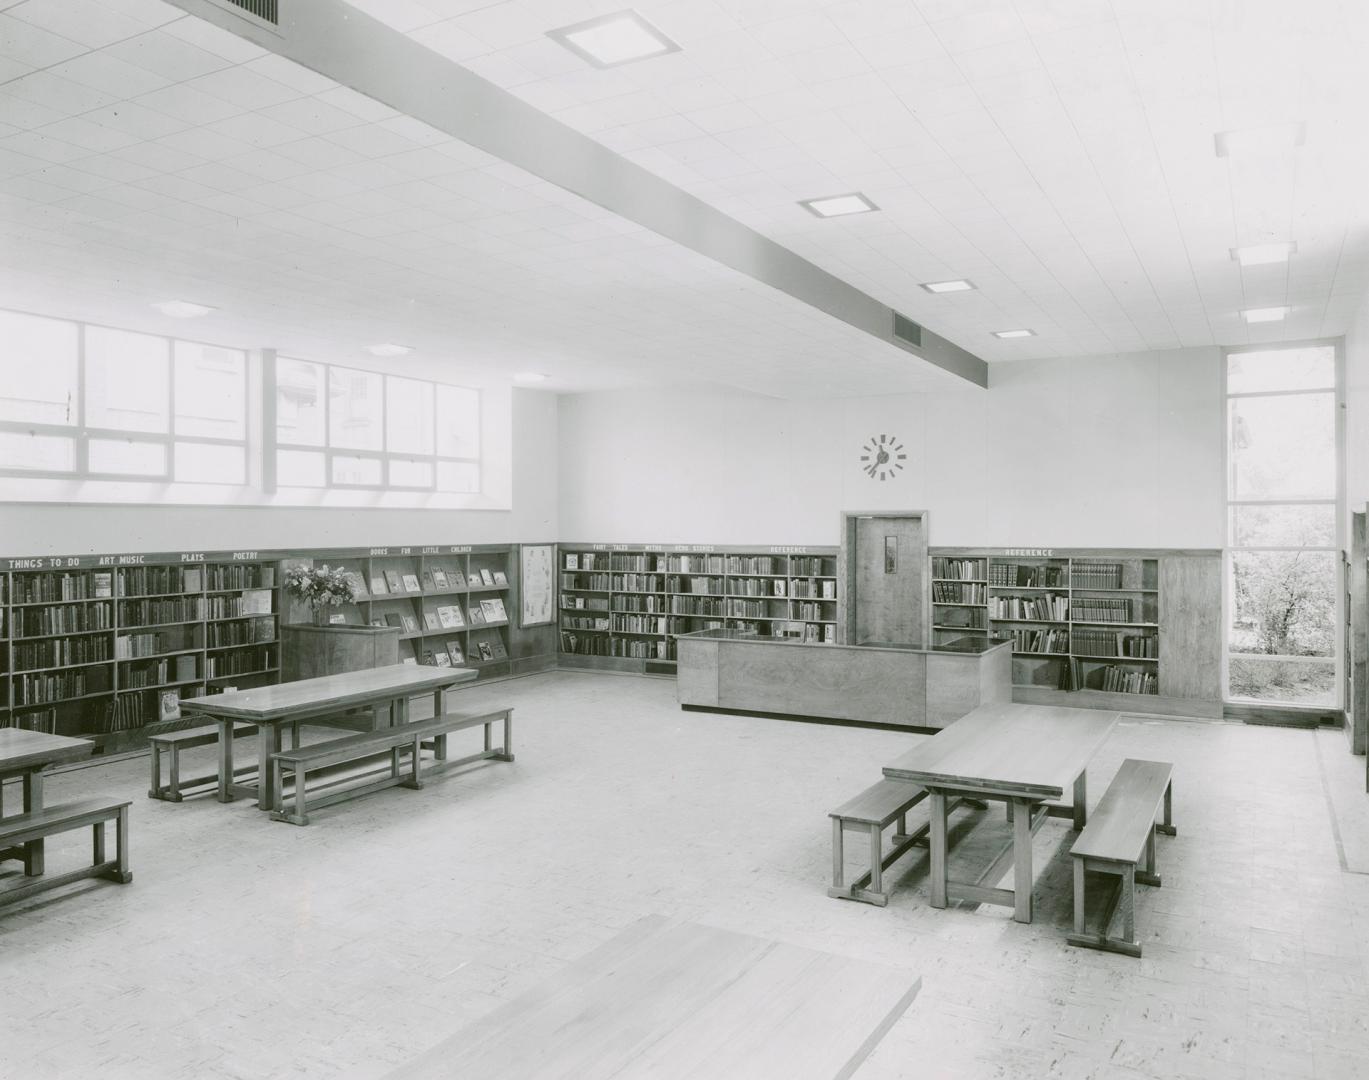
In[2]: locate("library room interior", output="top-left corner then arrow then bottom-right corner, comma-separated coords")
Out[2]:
2,1 -> 1369,1078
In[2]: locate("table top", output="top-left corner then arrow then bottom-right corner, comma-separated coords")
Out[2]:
883,702 -> 1119,800
0,729 -> 95,773
180,664 -> 477,721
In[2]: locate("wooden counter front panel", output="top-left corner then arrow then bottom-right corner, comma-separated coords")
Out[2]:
716,642 -> 927,727
925,644 -> 1012,729
676,638 -> 720,707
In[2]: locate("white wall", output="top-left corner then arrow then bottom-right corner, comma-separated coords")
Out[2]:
557,348 -> 1226,549
0,390 -> 558,556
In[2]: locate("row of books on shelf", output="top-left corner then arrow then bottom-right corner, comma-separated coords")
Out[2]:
613,596 -> 666,613
933,558 -> 984,582
118,597 -> 206,626
122,655 -> 197,689
1049,659 -> 1158,695
990,595 -> 1067,621
936,611 -> 987,630
345,567 -> 506,597
1071,562 -> 1125,589
14,636 -> 112,670
563,596 -> 609,612
361,596 -> 508,634
6,565 -> 278,605
204,646 -> 275,679
562,615 -> 610,631
2,708 -> 56,733
991,563 -> 1067,588
790,579 -> 836,599
562,573 -> 611,591
615,614 -> 666,635
563,552 -> 835,576
559,632 -> 675,659
1072,598 -> 1137,623
207,618 -> 276,647
206,590 -> 274,618
933,583 -> 986,604
1005,628 -> 1069,654
1071,628 -> 1157,658
16,602 -> 113,638
15,667 -> 111,705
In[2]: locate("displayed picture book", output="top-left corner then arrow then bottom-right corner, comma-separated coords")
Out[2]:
446,642 -> 465,665
402,657 -> 417,665
479,597 -> 507,623
402,573 -> 421,593
566,554 -> 579,570
242,589 -> 273,614
344,571 -> 367,597
492,570 -> 508,586
433,652 -> 451,667
328,613 -> 345,624
400,614 -> 418,634
93,572 -> 113,598
448,568 -> 467,589
370,575 -> 389,595
424,612 -> 441,631
476,640 -> 494,662
773,580 -> 787,597
431,568 -> 450,590
383,570 -> 403,592
437,605 -> 465,629
479,569 -> 495,587
421,570 -> 436,592
370,619 -> 386,628
488,636 -> 507,660
175,655 -> 197,681
468,605 -> 486,625
159,688 -> 181,722
384,613 -> 403,629
183,567 -> 202,593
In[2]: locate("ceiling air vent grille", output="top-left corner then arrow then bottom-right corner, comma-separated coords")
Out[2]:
892,312 -> 922,349
222,0 -> 278,25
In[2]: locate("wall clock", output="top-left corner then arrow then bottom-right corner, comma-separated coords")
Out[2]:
860,434 -> 906,481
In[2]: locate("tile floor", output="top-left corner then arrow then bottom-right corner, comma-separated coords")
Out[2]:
2,671 -> 1366,1079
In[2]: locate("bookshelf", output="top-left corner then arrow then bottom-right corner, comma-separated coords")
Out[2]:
929,547 -> 1221,717
558,543 -> 839,675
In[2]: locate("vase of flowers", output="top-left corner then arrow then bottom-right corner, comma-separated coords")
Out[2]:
283,564 -> 357,624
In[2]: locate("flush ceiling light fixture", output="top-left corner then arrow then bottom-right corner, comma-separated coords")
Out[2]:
920,279 -> 976,294
1231,241 -> 1297,266
513,372 -> 549,384
548,10 -> 681,69
1214,122 -> 1305,157
992,328 -> 1035,339
1241,306 -> 1290,323
366,343 -> 413,357
151,300 -> 215,318
799,193 -> 879,218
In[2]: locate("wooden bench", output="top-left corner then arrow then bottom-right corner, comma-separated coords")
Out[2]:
1067,758 -> 1176,957
269,707 -> 513,826
0,798 -> 132,909
148,723 -> 267,802
828,779 -> 977,906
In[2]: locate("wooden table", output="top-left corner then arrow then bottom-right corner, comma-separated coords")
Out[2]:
0,729 -> 94,876
180,665 -> 477,810
883,703 -> 1118,923
387,915 -> 922,1080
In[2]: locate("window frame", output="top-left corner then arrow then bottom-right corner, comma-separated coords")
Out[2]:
1222,338 -> 1345,708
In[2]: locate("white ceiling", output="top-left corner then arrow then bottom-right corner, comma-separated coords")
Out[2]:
1,0 -> 1367,396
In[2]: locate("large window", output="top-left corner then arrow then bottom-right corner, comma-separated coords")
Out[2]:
0,311 -> 248,484
1225,344 -> 1341,705
273,358 -> 479,493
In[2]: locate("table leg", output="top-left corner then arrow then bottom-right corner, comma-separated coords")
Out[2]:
1073,770 -> 1087,831
257,723 -> 283,812
832,818 -> 845,890
1012,796 -> 1033,923
395,695 -> 409,726
217,717 -> 235,803
929,790 -> 948,908
23,770 -> 44,876
433,687 -> 443,720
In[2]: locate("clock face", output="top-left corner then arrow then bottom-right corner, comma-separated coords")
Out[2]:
860,434 -> 906,481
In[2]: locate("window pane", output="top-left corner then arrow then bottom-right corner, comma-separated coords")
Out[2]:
1229,657 -> 1335,706
277,358 -> 325,446
175,343 -> 245,438
175,441 -> 245,484
86,326 -> 169,433
389,458 -> 434,488
1229,393 -> 1335,500
1229,503 -> 1335,547
1228,346 -> 1334,394
436,385 -> 479,458
88,437 -> 167,477
329,368 -> 383,450
1230,550 -> 1335,656
437,460 -> 479,493
277,449 -> 325,487
0,311 -> 77,424
386,376 -> 434,454
0,430 -> 75,471
332,454 -> 382,485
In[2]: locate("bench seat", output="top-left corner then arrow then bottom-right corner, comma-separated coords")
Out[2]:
269,708 -> 513,825
149,723 -> 260,802
1067,758 -> 1175,957
0,798 -> 132,910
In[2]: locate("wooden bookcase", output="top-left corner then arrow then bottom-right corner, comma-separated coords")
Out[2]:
558,543 -> 839,676
929,547 -> 1222,717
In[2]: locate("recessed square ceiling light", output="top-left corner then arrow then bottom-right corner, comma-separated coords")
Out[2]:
920,280 -> 976,294
366,343 -> 412,357
152,300 -> 215,319
992,329 -> 1035,339
1241,306 -> 1290,323
799,193 -> 879,218
513,372 -> 549,384
1231,241 -> 1297,266
548,10 -> 681,69
1214,123 -> 1305,157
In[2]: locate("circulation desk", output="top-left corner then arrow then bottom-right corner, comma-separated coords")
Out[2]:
675,630 -> 1012,729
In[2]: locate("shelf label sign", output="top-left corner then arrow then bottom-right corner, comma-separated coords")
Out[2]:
370,548 -> 390,556
180,553 -> 205,562
769,546 -> 809,554
95,554 -> 147,566
230,552 -> 259,561
448,545 -> 472,554
998,548 -> 1054,557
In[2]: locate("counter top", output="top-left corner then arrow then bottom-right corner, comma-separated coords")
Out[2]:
677,629 -> 1011,656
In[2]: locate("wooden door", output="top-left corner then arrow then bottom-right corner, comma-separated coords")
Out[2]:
840,512 -> 928,647
1158,554 -> 1223,702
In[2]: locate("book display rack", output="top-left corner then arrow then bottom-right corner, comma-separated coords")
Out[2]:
929,547 -> 1221,716
1,551 -> 280,747
558,543 -> 839,675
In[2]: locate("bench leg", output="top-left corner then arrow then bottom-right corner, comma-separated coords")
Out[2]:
1120,864 -> 1136,945
1137,828 -> 1162,887
402,736 -> 424,790
929,790 -> 948,909
294,766 -> 308,825
868,823 -> 883,896
1068,862 -> 1143,958
270,757 -> 284,814
434,733 -> 448,762
1072,858 -> 1086,936
168,745 -> 183,802
390,745 -> 402,779
1157,780 -> 1177,836
484,721 -> 492,754
831,818 -> 845,891
93,820 -> 105,866
148,742 -> 163,800
496,710 -> 514,762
